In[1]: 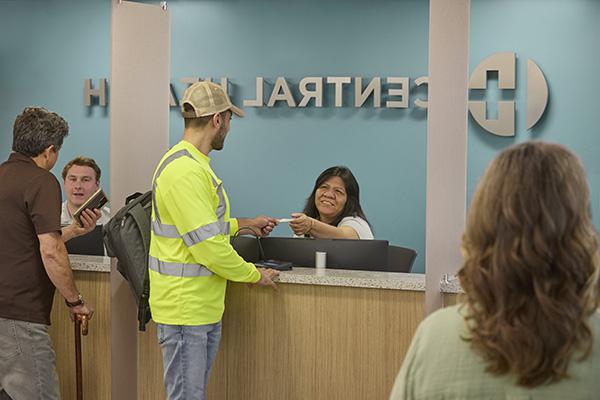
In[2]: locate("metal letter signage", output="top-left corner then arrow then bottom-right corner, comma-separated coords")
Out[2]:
468,52 -> 549,137
84,53 -> 549,135
526,59 -> 549,131
84,79 -> 107,107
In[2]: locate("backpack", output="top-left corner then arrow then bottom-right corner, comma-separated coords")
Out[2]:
103,191 -> 153,331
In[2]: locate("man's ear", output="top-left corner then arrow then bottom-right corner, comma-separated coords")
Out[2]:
212,113 -> 221,128
42,145 -> 55,157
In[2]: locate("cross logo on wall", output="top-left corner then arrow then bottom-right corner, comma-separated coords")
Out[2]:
469,52 -> 549,137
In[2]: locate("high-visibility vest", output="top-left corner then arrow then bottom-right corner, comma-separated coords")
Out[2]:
148,140 -> 260,325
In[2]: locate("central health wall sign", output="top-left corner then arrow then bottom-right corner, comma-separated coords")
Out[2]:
84,52 -> 548,137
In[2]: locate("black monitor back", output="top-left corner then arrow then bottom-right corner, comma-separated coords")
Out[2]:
231,236 -> 417,272
65,225 -> 105,256
261,237 -> 389,271
231,235 -> 261,262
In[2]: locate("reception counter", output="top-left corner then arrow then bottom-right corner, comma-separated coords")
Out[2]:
49,256 -> 111,400
139,267 -> 426,400
50,256 -> 461,400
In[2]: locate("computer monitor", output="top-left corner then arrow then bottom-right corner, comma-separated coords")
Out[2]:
259,237 -> 389,271
231,235 -> 260,262
231,236 -> 417,273
65,225 -> 105,256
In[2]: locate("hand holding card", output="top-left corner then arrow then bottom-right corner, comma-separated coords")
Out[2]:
73,189 -> 108,226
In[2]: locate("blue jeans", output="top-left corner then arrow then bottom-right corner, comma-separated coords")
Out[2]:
0,317 -> 60,400
157,322 -> 222,400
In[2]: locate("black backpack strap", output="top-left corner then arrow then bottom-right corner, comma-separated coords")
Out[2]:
125,192 -> 143,205
138,278 -> 151,332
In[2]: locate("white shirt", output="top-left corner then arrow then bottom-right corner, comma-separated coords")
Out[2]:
338,216 -> 374,240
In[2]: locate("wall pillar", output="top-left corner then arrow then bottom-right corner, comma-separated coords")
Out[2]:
425,0 -> 470,314
110,1 -> 170,398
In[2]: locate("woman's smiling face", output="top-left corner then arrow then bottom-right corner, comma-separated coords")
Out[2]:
315,176 -> 347,223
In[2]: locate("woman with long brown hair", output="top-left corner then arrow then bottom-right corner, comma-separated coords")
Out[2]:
390,142 -> 600,399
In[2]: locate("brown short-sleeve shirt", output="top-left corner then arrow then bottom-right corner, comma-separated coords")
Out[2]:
0,152 -> 62,325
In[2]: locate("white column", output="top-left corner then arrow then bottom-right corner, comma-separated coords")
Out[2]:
425,0 -> 470,314
110,1 -> 170,398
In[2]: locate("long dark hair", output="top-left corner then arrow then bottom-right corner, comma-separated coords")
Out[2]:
302,166 -> 370,228
459,141 -> 600,387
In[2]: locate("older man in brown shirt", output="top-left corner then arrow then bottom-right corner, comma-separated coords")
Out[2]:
0,107 -> 98,400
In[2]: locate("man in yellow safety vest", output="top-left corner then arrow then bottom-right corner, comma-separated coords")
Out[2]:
149,81 -> 280,400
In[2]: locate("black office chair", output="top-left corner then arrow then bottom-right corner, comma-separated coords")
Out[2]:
388,245 -> 417,273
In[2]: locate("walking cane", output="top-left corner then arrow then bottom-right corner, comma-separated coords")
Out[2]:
74,316 -> 89,400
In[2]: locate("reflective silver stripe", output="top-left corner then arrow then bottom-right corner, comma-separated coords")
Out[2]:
152,148 -> 231,243
221,221 -> 230,236
181,221 -> 221,247
215,183 -> 226,220
148,256 -> 213,277
152,149 -> 197,238
210,177 -> 227,224
151,220 -> 180,239
181,220 -> 231,247
152,149 -> 195,224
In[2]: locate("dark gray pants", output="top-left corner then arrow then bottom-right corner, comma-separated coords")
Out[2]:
0,317 -> 60,400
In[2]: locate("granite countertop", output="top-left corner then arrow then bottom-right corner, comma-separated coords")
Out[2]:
68,255 -> 462,293
275,267 -> 425,291
69,254 -> 111,272
68,255 -> 426,290
439,274 -> 463,294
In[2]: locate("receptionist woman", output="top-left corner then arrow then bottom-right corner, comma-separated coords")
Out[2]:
289,166 -> 374,240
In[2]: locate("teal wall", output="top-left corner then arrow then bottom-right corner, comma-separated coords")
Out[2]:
169,0 -> 429,271
468,0 -> 600,228
0,0 -> 110,187
6,1 -> 597,273
0,0 -> 430,272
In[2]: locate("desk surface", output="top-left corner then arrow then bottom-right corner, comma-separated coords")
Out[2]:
69,255 -> 463,293
277,267 -> 425,291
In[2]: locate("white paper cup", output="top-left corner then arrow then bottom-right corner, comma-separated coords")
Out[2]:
315,251 -> 326,276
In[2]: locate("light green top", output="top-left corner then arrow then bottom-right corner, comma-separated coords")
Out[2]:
390,305 -> 600,400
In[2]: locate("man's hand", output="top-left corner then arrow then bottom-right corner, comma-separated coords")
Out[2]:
62,208 -> 101,242
255,267 -> 279,289
68,302 -> 94,322
252,215 -> 278,237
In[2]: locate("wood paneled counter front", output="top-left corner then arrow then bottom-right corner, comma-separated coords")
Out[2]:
139,268 -> 428,400
49,256 -> 111,400
49,257 -> 462,399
